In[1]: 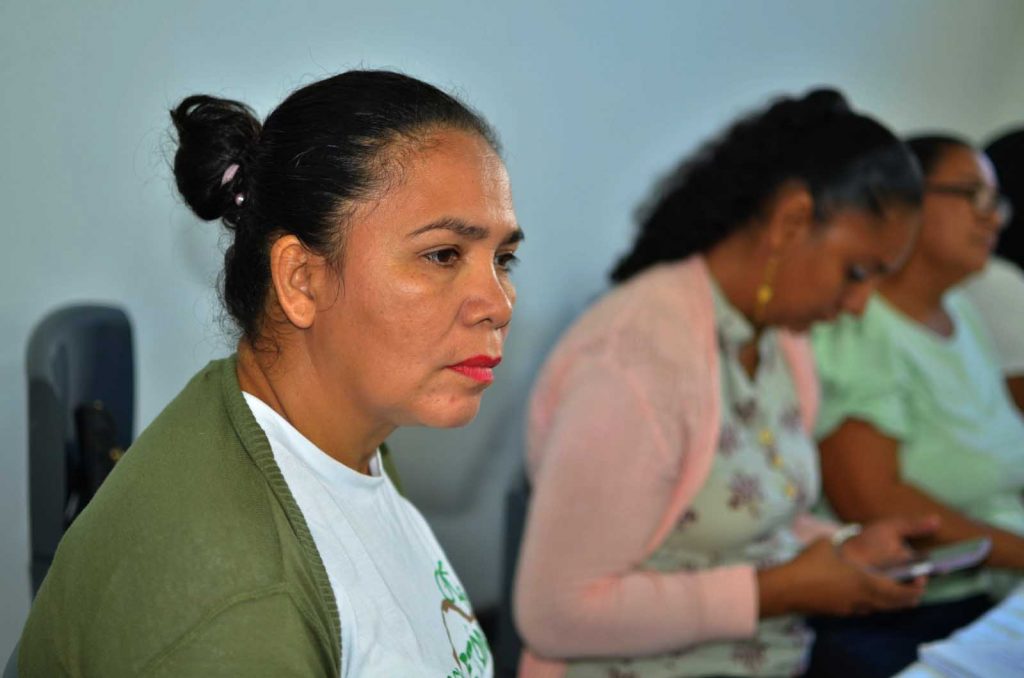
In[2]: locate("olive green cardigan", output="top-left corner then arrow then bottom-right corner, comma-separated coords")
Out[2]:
19,356 -> 396,677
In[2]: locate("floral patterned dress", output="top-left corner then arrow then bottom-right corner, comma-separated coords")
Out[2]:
565,281 -> 821,678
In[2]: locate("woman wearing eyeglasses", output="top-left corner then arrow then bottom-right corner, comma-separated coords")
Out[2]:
811,134 -> 1024,669
514,90 -> 938,678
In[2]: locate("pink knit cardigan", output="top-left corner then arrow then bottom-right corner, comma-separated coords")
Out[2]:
514,257 -> 835,677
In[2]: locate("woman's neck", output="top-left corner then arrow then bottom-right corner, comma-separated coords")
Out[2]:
878,254 -> 961,336
705,237 -> 763,329
235,339 -> 391,474
706,238 -> 767,378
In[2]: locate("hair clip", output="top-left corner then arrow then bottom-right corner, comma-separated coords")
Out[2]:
221,163 -> 239,186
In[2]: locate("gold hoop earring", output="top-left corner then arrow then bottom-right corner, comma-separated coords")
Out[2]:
754,255 -> 780,326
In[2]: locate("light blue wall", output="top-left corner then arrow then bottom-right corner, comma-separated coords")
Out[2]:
2,0 -> 1022,658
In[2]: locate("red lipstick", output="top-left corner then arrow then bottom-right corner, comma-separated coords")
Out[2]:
447,355 -> 501,383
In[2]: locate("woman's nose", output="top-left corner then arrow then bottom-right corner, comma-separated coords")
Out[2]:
462,262 -> 514,328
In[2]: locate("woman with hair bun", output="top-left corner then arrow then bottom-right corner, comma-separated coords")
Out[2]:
18,70 -> 522,677
514,89 -> 934,678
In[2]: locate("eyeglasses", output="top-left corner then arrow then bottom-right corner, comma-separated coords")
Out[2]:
926,183 -> 1014,224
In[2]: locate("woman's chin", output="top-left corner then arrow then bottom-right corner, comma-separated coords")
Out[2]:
416,400 -> 483,429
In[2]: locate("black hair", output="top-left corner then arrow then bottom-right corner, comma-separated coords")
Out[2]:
904,134 -> 973,176
171,70 -> 499,341
610,88 -> 923,283
986,128 -> 1024,267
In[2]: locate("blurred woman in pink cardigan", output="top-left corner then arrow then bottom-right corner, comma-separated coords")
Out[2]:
514,90 -> 938,678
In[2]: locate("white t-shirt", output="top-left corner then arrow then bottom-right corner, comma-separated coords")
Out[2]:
243,393 -> 492,678
963,256 -> 1024,376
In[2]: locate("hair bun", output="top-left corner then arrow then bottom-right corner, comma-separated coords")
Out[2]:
766,88 -> 851,133
801,88 -> 850,115
170,95 -> 261,223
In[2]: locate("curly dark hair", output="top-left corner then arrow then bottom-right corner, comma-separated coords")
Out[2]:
611,88 -> 923,283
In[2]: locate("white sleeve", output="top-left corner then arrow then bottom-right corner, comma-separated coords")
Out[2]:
961,257 -> 1024,376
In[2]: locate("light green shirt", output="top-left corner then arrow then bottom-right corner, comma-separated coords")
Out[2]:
813,291 -> 1024,602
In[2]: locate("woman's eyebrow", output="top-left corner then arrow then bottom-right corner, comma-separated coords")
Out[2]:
503,228 -> 525,246
407,217 -> 489,240
408,217 -> 525,245
941,173 -> 985,185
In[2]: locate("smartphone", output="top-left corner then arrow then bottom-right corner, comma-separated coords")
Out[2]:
881,537 -> 992,581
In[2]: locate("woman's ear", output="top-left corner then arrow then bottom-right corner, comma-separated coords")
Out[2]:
764,183 -> 815,251
269,235 -> 321,329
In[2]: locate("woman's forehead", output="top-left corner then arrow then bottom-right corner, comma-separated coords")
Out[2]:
823,203 -> 918,265
932,145 -> 990,182
344,131 -> 516,244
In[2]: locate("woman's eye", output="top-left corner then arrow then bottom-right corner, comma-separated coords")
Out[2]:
496,252 -> 520,272
846,264 -> 869,283
425,248 -> 460,266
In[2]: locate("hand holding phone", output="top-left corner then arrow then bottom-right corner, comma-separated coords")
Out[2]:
880,537 -> 992,582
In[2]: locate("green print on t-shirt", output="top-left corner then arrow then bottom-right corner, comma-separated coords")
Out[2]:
435,560 -> 490,677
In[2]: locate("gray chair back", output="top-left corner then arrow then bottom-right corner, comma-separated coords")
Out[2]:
3,642 -> 18,678
26,305 -> 134,595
